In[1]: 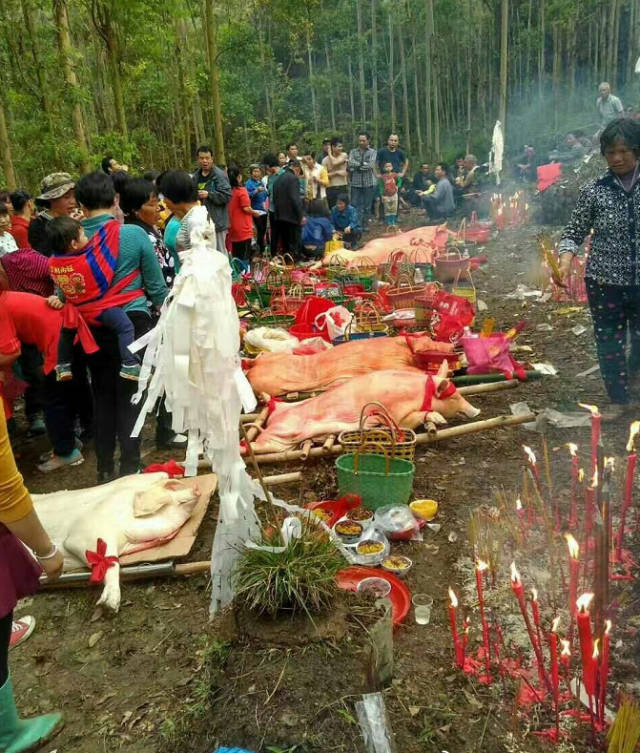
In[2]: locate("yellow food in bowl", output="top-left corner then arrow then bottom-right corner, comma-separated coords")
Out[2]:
410,499 -> 438,521
357,540 -> 385,555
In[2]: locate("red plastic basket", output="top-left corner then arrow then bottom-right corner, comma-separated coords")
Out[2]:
289,323 -> 331,342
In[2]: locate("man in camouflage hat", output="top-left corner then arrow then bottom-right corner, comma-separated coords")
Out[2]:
28,173 -> 79,257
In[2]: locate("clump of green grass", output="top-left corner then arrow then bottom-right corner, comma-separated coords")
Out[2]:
234,518 -> 343,618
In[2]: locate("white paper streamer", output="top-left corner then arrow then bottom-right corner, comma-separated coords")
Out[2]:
131,214 -> 261,614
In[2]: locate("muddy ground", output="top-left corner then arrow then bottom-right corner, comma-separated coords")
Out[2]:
10,209 -> 639,753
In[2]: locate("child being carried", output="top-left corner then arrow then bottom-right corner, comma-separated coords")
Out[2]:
47,216 -> 141,382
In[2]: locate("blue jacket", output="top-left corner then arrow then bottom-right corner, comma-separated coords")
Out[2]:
302,216 -> 334,251
331,204 -> 361,233
245,178 -> 268,212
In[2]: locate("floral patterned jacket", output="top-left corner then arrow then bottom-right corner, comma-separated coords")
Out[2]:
559,169 -> 640,286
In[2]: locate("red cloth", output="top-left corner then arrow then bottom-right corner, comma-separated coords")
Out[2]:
228,187 -> 253,243
0,526 -> 42,619
8,216 -> 30,249
142,459 -> 185,477
381,173 -> 399,197
85,538 -> 119,584
537,163 -> 562,192
73,271 -> 144,326
0,291 -> 97,374
0,248 -> 53,296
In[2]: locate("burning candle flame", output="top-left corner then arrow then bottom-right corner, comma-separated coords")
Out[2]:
515,497 -> 523,512
592,639 -> 600,659
565,533 -> 580,559
464,616 -> 470,631
476,559 -> 489,572
448,587 -> 458,608
567,442 -> 578,457
605,457 -> 615,471
510,562 -> 520,583
590,468 -> 599,489
551,616 -> 560,633
604,619 -> 612,635
522,445 -> 536,465
627,421 -> 640,453
578,402 -> 600,417
530,587 -> 538,602
560,639 -> 571,657
578,468 -> 585,483
576,592 -> 594,613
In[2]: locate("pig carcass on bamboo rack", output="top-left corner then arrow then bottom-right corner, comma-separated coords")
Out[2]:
244,332 -> 455,396
321,224 -> 451,267
32,473 -> 201,612
243,368 -> 479,455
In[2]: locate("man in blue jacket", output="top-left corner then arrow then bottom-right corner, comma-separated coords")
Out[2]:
330,193 -> 362,249
192,145 -> 232,253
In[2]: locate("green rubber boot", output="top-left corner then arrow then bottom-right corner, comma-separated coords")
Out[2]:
0,674 -> 63,753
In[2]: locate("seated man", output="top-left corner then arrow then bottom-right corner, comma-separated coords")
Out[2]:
331,194 -> 362,249
514,145 -> 537,182
408,163 -> 434,206
421,164 -> 455,223
454,154 -> 479,194
301,200 -> 334,258
549,133 -> 586,165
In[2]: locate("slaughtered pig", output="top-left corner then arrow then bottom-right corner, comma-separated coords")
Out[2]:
245,365 -> 480,454
244,332 -> 455,396
32,473 -> 200,611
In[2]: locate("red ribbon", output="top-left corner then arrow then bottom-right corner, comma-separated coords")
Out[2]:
85,538 -> 119,584
142,459 -> 185,478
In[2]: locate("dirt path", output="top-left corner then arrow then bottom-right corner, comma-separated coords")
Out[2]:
11,218 -> 632,753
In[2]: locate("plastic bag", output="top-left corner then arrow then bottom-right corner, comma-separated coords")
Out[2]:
348,526 -> 390,567
429,291 -> 475,342
314,306 -> 353,341
355,692 -> 396,753
244,326 -> 300,354
461,334 -> 526,380
374,504 -> 420,541
294,295 -> 335,326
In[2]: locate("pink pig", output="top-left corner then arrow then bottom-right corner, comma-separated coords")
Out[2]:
246,362 -> 479,454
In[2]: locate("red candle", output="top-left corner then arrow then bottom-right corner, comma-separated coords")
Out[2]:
462,616 -> 470,656
475,560 -> 491,681
550,617 -> 560,738
560,638 -> 572,695
510,563 -> 552,694
599,620 -> 611,723
448,587 -> 464,669
530,588 -> 543,656
579,403 -> 601,476
567,443 -> 579,529
585,472 -> 597,540
576,592 -> 595,696
565,534 -> 580,621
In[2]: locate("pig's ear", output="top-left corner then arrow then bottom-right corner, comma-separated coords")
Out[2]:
133,488 -> 170,517
436,359 -> 449,379
425,411 -> 447,425
435,377 -> 451,396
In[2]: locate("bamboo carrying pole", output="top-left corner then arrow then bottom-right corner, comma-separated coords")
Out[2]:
240,412 -> 536,466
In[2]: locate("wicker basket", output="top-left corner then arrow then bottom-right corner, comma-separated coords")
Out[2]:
378,250 -> 414,282
270,253 -> 296,271
386,272 -> 426,310
247,309 -> 296,330
414,283 -> 442,324
326,254 -> 349,281
434,250 -> 472,284
338,404 -> 417,461
270,284 -> 306,314
336,441 -> 415,511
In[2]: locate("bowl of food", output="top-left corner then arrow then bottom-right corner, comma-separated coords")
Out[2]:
356,539 -> 385,556
346,507 -> 374,522
310,508 -> 332,523
334,520 -> 364,544
410,499 -> 439,521
356,576 -> 392,598
381,555 -> 413,578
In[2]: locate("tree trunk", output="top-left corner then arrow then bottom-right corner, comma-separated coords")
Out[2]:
204,0 -> 226,164
53,0 -> 90,172
22,0 -> 56,148
306,26 -> 319,133
538,0 -> 545,100
347,58 -> 356,129
0,91 -> 16,190
398,14 -> 411,153
324,42 -> 337,131
356,0 -> 366,124
552,24 -> 560,131
424,0 -> 434,153
388,11 -> 396,130
193,98 -> 206,147
499,0 -> 508,135
371,0 -> 379,145
412,38 -> 423,157
607,0 -> 618,83
176,19 -> 191,166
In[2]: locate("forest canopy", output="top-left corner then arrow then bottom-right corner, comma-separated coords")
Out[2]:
0,0 -> 638,189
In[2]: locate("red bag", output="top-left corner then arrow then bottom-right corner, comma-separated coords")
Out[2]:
537,163 -> 562,192
461,334 -> 526,380
429,291 -> 475,342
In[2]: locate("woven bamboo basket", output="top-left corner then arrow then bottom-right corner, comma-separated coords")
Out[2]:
338,403 -> 417,461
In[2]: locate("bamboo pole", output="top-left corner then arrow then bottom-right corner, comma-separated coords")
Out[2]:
457,380 -> 521,396
261,471 -> 302,487
244,405 -> 269,442
243,413 -> 536,466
